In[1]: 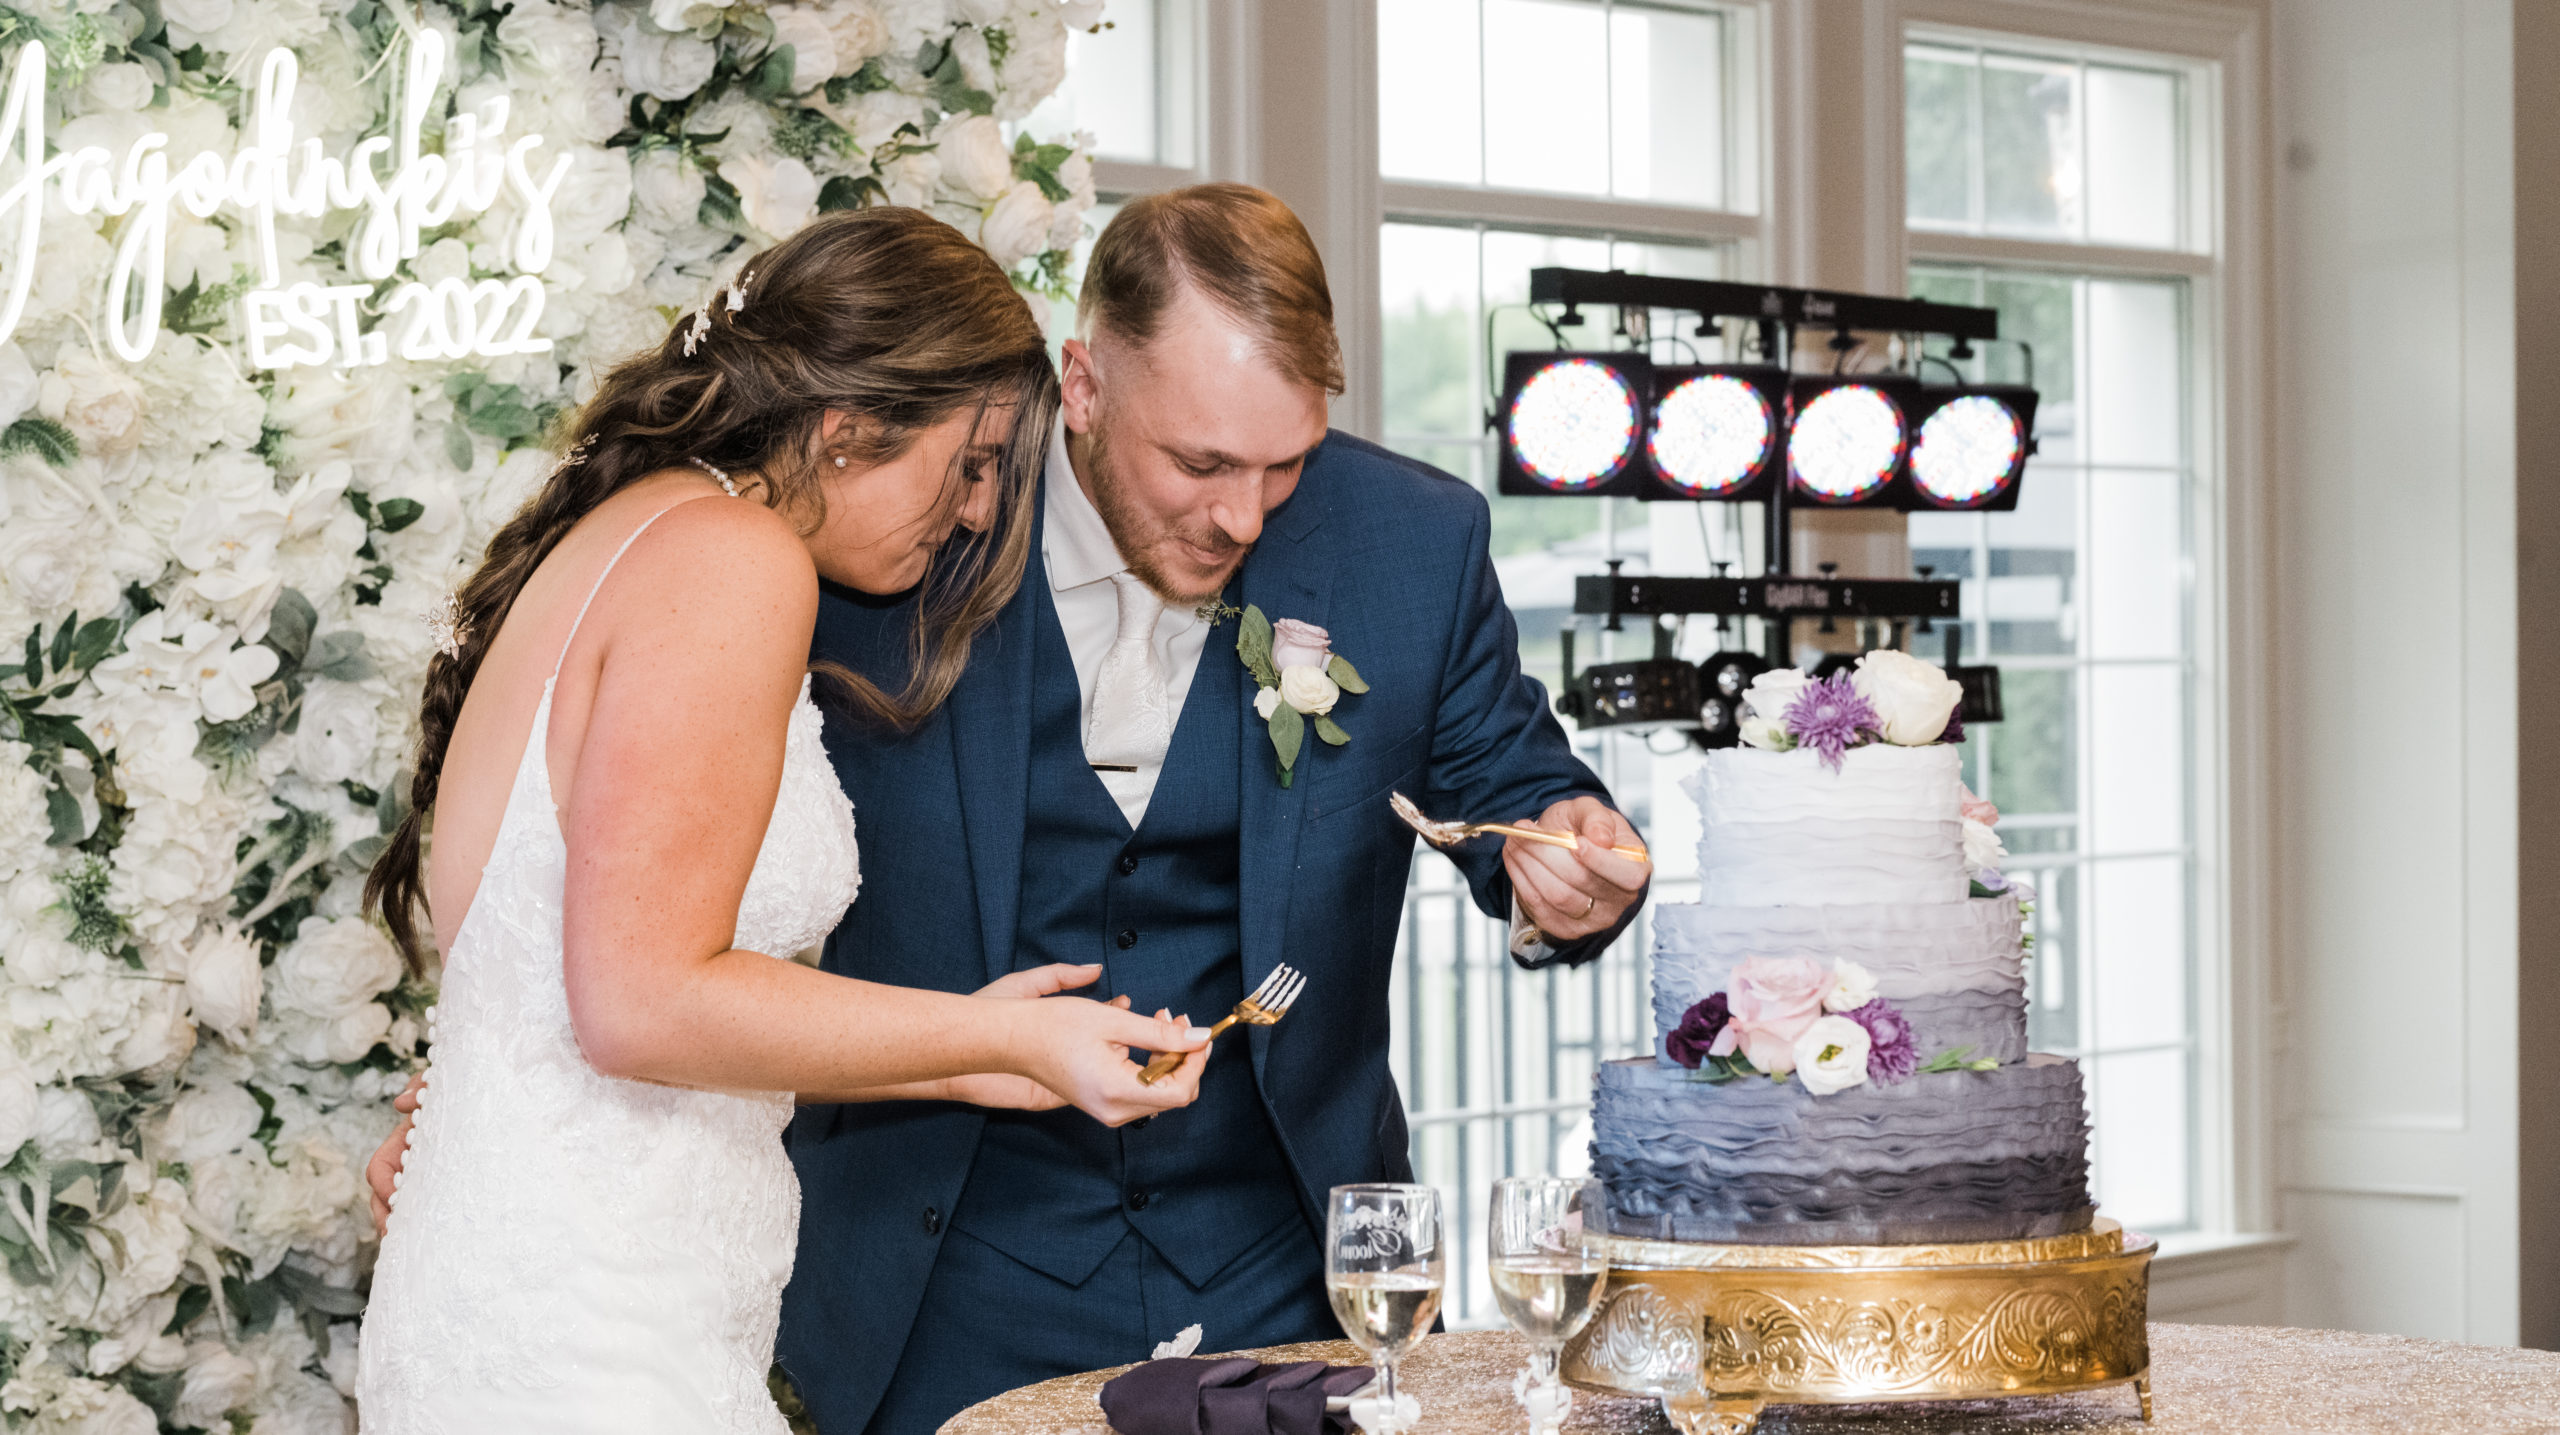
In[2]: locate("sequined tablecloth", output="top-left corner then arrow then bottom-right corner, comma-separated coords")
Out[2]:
937,1323 -> 2560,1434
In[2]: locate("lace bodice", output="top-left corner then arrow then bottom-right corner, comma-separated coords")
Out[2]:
358,500 -> 860,1433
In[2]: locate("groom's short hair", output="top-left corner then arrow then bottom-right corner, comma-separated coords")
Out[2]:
1079,183 -> 1346,397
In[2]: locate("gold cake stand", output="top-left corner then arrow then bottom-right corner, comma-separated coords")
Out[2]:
1557,1218 -> 2155,1434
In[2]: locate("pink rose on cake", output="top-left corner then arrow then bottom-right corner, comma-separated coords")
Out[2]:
1959,783 -> 2001,828
1711,955 -> 1831,1075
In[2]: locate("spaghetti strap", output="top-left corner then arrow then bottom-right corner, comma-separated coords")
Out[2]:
550,493 -> 726,680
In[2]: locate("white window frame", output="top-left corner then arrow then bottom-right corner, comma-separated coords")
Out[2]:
1882,0 -> 2275,1272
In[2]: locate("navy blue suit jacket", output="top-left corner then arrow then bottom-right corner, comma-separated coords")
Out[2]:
780,432 -> 1640,1431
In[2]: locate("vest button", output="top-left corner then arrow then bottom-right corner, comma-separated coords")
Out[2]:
1129,1116 -> 1153,1131
1116,929 -> 1138,950
922,1206 -> 942,1235
1126,1191 -> 1151,1211
1117,853 -> 1140,876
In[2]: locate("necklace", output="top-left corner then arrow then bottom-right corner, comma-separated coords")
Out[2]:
687,457 -> 738,496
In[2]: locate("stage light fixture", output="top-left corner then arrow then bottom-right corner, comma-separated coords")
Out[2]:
1906,386 -> 2037,511
1787,375 -> 1915,507
1691,648 -> 1772,747
1641,366 -> 1786,501
1496,351 -> 1650,497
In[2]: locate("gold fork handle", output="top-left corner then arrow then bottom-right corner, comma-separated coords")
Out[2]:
1475,823 -> 1651,862
1137,1012 -> 1240,1086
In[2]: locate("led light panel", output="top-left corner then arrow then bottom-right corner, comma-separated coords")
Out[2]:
1648,374 -> 1774,498
1508,358 -> 1640,491
1789,383 -> 1906,503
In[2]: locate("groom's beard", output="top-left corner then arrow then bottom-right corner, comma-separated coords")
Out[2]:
1083,423 -> 1252,604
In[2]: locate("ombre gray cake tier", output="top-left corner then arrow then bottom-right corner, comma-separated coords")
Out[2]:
1650,895 -> 2029,1066
1587,1055 -> 2094,1245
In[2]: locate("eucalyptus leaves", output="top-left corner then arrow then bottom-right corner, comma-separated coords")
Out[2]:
1235,605 -> 1367,787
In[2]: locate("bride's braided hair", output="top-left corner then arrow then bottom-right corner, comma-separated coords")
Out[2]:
366,207 -> 1057,970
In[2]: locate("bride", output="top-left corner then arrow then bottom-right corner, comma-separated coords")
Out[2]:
354,208 -> 1211,1431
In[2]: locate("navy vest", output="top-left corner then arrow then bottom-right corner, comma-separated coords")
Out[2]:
946,581 -> 1303,1289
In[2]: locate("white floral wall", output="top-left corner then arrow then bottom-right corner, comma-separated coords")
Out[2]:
0,0 -> 1096,1428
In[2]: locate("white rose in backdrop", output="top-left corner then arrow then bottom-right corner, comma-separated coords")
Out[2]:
173,1347 -> 262,1432
78,62 -> 156,112
0,342 -> 38,426
719,155 -> 820,238
940,113 -> 1015,199
270,916 -> 403,1020
633,147 -> 711,230
949,26 -> 996,94
879,0 -> 957,51
1851,648 -> 1964,746
768,6 -> 838,91
159,1081 -> 263,1164
0,739 -> 48,880
881,149 -> 943,207
826,0 -> 890,67
187,925 -> 265,1044
0,1050 -> 38,1157
979,180 -> 1054,268
40,353 -> 147,456
612,19 -> 720,99
160,0 -> 236,49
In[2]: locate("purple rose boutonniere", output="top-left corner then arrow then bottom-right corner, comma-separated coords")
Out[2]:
1235,604 -> 1369,787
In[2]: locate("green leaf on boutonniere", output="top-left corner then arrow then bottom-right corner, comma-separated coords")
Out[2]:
1327,654 -> 1368,694
1268,702 -> 1304,770
1312,713 -> 1350,747
1237,604 -> 1278,686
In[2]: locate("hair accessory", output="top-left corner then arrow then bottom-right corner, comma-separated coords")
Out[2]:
727,270 -> 754,314
425,593 -> 471,660
689,457 -> 739,496
553,434 -> 596,475
681,304 -> 713,357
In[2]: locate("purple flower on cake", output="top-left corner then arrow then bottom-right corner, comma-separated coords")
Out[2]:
1714,955 -> 1831,1075
1666,993 -> 1732,1069
1939,705 -> 1965,744
1844,999 -> 1919,1084
1783,672 -> 1877,771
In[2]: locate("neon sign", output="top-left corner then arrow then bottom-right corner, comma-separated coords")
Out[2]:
0,32 -> 571,370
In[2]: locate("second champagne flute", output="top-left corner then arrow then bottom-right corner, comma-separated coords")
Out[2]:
1488,1177 -> 1609,1435
1325,1183 -> 1444,1434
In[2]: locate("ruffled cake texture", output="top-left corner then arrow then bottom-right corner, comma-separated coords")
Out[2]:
1590,743 -> 2093,1245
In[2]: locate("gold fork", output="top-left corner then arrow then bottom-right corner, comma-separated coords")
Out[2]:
1137,963 -> 1306,1085
1388,791 -> 1651,862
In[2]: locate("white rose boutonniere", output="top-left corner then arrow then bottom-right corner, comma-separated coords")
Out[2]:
1235,605 -> 1369,787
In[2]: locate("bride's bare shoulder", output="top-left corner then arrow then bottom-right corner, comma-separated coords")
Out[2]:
575,483 -> 818,679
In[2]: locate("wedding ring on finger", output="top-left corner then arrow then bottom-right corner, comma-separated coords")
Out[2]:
1578,893 -> 1597,920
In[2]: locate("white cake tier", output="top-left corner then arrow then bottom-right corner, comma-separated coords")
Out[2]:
1651,894 -> 2029,1066
1687,744 -> 1970,907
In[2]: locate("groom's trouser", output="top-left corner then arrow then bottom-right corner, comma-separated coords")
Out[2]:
857,1212 -> 1335,1435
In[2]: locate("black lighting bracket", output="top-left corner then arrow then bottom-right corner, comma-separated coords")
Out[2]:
1527,268 -> 2001,343
1574,572 -> 1962,631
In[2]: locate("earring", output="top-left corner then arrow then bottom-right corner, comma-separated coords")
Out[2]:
833,456 -> 847,468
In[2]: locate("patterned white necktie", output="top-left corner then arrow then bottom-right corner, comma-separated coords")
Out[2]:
1085,571 -> 1174,774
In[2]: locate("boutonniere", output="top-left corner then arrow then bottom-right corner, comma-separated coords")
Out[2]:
1236,605 -> 1368,787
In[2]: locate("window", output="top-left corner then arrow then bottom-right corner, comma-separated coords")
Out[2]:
1373,0 -> 1759,1324
1906,33 -> 2213,1236
1026,0 -> 1196,170
1905,41 -> 2195,250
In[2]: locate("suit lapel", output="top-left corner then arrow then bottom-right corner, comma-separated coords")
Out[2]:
950,515 -> 1043,988
1237,451 -> 1335,1079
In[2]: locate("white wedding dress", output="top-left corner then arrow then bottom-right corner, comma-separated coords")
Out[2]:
358,500 -> 862,1433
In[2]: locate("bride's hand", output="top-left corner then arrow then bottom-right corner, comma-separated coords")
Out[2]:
1005,998 -> 1211,1128
366,1071 -> 426,1236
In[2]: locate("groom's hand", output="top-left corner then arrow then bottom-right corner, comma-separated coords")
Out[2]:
366,1071 -> 425,1237
1504,797 -> 1649,944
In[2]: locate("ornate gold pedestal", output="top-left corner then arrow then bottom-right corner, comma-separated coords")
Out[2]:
1557,1220 -> 2155,1434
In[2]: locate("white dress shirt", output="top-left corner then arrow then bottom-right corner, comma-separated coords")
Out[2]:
1044,418 -> 1209,828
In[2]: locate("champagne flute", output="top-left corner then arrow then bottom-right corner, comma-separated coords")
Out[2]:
1488,1177 -> 1609,1434
1326,1184 -> 1444,1434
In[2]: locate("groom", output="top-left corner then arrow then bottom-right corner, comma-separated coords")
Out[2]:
783,184 -> 1647,1434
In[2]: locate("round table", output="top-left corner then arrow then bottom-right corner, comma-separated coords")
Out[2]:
939,1323 -> 2560,1434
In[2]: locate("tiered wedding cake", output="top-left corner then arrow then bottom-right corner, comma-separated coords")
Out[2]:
1586,654 -> 2092,1247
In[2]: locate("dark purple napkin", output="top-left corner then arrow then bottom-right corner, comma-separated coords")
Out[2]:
1097,1356 -> 1374,1435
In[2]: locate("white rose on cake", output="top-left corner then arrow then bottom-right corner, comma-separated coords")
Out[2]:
1851,648 -> 1964,746
1962,816 -> 2008,879
1822,960 -> 1878,1013
1737,668 -> 1809,750
1793,1015 -> 1874,1095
